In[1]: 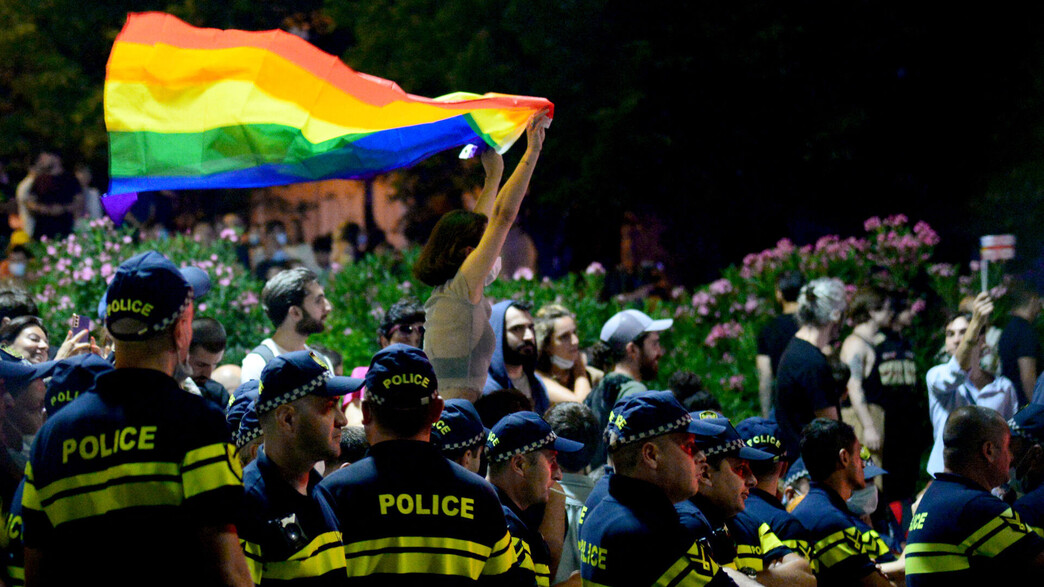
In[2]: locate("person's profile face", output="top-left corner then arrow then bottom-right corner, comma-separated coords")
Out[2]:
549,316 -> 580,362
945,316 -> 970,357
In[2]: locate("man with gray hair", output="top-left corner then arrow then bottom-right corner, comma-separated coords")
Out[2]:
775,277 -> 848,460
241,267 -> 333,382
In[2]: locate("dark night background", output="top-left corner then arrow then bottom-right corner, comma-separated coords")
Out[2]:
4,0 -> 1044,284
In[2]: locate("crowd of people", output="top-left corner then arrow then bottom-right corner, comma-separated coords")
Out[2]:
0,111 -> 1042,587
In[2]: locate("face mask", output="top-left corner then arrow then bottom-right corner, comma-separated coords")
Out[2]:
275,232 -> 288,246
271,250 -> 289,263
9,263 -> 26,277
484,256 -> 502,286
550,354 -> 575,370
847,485 -> 879,515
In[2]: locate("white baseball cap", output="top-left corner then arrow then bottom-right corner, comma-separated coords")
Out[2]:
600,309 -> 673,352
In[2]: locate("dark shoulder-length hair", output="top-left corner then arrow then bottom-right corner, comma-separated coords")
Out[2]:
413,210 -> 487,287
0,315 -> 46,343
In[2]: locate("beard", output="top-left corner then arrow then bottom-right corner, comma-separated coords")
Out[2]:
296,309 -> 326,335
638,351 -> 659,381
504,341 -> 537,370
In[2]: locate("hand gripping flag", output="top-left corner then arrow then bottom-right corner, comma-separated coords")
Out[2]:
104,12 -> 554,195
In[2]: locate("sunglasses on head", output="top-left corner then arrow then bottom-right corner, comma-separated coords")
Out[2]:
389,323 -> 425,337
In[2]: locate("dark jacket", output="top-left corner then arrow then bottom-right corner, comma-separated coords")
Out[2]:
483,300 -> 550,414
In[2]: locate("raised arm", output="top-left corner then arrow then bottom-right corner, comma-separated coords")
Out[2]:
473,149 -> 504,218
956,292 -> 992,372
756,354 -> 773,417
459,111 -> 549,303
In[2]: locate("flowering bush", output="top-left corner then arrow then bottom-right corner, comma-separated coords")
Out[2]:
24,214 -> 1019,422
29,218 -> 268,363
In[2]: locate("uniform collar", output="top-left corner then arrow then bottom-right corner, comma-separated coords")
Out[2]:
608,474 -> 680,523
256,445 -> 324,499
749,487 -> 785,510
809,481 -> 850,511
690,494 -> 729,528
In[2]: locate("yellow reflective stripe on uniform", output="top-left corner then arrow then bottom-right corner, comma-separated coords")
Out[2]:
758,522 -> 786,555
1032,524 -> 1044,539
47,479 -> 183,526
904,542 -> 969,575
512,535 -> 536,574
21,465 -> 40,514
812,527 -> 863,569
7,563 -> 24,582
343,535 -> 495,579
534,561 -> 551,587
182,443 -> 242,499
906,508 -> 1036,577
240,538 -> 264,585
959,507 -> 1031,558
731,545 -> 765,572
653,540 -> 718,587
482,529 -> 516,576
782,538 -> 811,560
263,531 -> 346,581
34,461 -> 179,504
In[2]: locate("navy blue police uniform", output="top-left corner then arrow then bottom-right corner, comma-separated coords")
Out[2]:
316,344 -> 520,585
21,251 -> 241,586
486,410 -> 584,587
237,351 -> 356,585
677,413 -> 783,575
734,417 -> 811,560
6,354 -> 113,586
905,472 -> 1044,585
1011,404 -> 1044,537
578,391 -> 737,586
791,482 -> 888,585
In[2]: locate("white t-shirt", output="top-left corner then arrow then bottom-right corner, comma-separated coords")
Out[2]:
240,338 -> 332,383
926,356 -> 1018,476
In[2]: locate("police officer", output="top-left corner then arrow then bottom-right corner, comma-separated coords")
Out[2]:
431,398 -> 488,474
678,413 -> 814,585
486,411 -> 584,586
906,405 -> 1044,585
227,380 -> 263,468
6,354 -> 112,587
237,351 -> 352,585
578,390 -> 759,586
791,418 -> 896,586
734,417 -> 811,560
21,250 -> 251,586
1011,404 -> 1044,534
317,344 -> 521,584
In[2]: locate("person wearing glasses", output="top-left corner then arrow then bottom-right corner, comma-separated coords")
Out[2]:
677,413 -> 815,585
342,298 -> 426,424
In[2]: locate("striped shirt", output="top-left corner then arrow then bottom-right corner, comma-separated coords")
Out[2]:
21,368 -> 243,585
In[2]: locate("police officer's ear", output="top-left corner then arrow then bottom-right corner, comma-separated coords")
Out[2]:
274,403 -> 297,432
172,304 -> 194,357
640,440 -> 660,470
510,453 -> 528,478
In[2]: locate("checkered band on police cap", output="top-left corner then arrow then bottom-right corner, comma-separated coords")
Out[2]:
488,431 -> 558,463
234,423 -> 262,450
256,371 -> 331,414
605,414 -> 691,451
439,430 -> 488,452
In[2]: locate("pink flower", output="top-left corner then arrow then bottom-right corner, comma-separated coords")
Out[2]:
219,277 -> 231,287
729,374 -> 746,389
46,246 -> 56,256
709,279 -> 733,295
911,299 -> 926,315
100,263 -> 113,278
210,254 -> 218,262
122,235 -> 132,244
82,267 -> 95,280
970,260 -> 981,271
512,267 -> 534,281
744,296 -> 759,313
585,262 -> 606,275
219,228 -> 238,242
864,217 -> 882,231
885,214 -> 908,227
198,303 -> 208,312
240,291 -> 260,307
343,327 -> 354,336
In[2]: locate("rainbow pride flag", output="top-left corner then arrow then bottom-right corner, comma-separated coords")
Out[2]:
105,12 -> 553,194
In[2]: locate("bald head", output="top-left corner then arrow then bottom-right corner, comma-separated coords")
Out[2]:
943,406 -> 1010,484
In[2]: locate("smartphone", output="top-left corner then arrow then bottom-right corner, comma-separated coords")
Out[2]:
71,314 -> 91,337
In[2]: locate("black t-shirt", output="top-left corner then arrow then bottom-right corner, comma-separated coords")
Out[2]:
757,314 -> 799,375
999,315 -> 1040,401
774,338 -> 838,460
